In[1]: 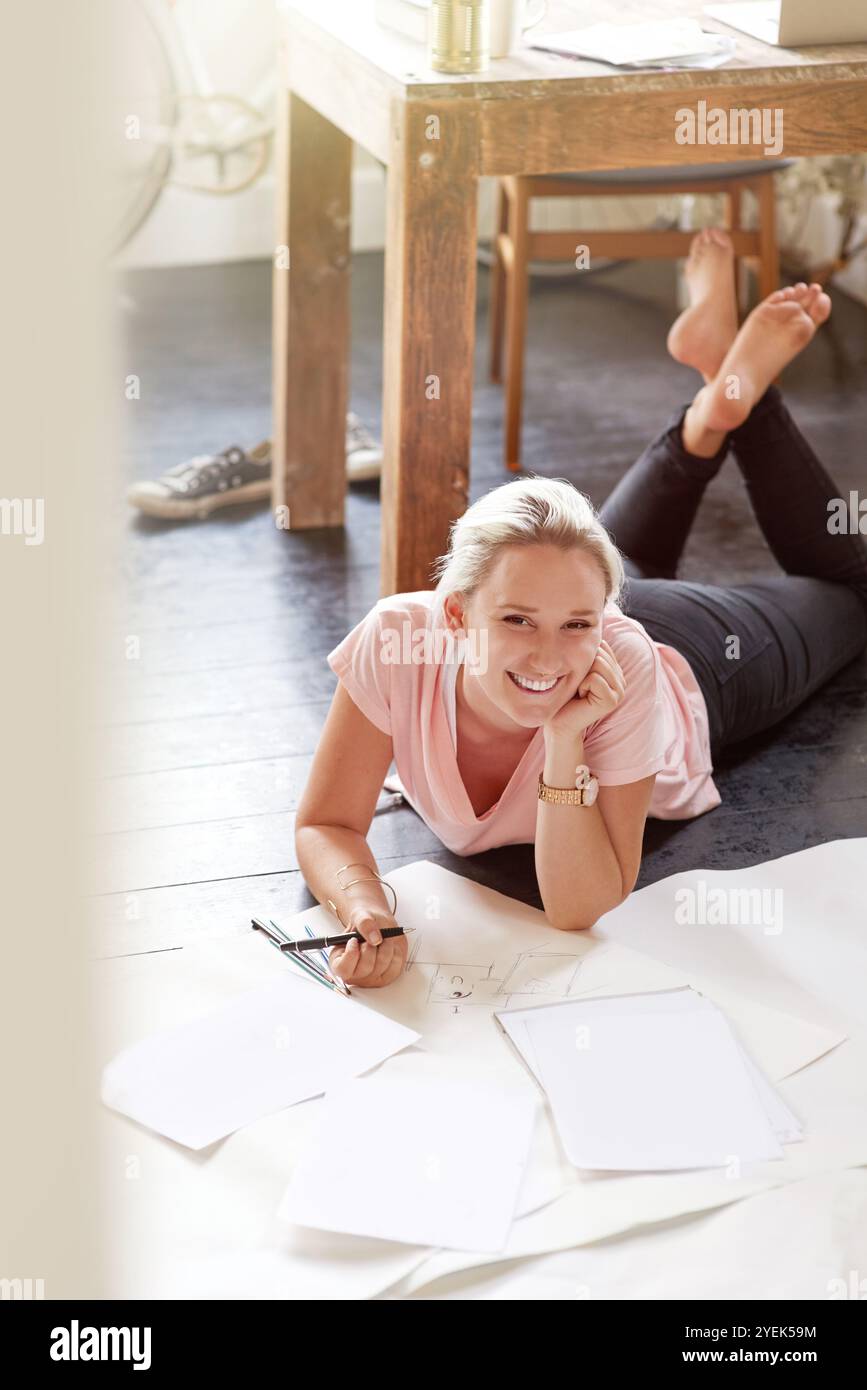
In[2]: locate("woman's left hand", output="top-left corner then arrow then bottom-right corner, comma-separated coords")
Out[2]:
544,639 -> 626,742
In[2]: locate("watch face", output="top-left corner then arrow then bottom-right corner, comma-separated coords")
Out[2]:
583,779 -> 599,806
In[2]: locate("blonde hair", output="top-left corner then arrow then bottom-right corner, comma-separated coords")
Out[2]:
430,475 -> 625,619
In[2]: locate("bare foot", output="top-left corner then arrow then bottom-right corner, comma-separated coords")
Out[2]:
689,283 -> 831,435
667,228 -> 739,382
773,281 -> 832,326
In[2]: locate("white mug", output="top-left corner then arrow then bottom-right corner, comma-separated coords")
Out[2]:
489,0 -> 548,59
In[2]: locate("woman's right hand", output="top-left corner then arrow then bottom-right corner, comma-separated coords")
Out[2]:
327,905 -> 408,988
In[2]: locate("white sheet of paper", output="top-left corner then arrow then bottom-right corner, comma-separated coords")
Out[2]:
497,987 -> 803,1142
101,973 -> 421,1149
739,1050 -> 803,1141
589,843 -> 862,1033
523,995 -> 784,1171
280,1068 -> 538,1252
531,20 -> 732,66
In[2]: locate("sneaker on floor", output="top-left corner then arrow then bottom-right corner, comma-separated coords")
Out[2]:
346,411 -> 382,482
128,414 -> 382,519
127,441 -> 272,519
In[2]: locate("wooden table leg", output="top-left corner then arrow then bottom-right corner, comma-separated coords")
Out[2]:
380,100 -> 479,597
272,88 -> 352,529
503,176 -> 529,474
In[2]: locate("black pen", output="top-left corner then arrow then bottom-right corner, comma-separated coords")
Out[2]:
251,917 -> 413,953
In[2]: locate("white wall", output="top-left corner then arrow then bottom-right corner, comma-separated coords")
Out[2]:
119,151 -> 867,310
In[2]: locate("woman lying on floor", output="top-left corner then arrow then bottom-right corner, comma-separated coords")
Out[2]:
295,228 -> 867,988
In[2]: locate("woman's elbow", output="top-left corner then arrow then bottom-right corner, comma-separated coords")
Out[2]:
548,885 -> 633,932
548,905 -> 604,931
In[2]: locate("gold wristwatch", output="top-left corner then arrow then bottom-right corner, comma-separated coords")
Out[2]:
537,764 -> 599,806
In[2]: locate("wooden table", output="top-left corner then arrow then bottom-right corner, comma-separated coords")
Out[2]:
273,0 -> 867,596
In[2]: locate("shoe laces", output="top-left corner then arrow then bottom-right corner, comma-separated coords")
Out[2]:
163,445 -> 248,491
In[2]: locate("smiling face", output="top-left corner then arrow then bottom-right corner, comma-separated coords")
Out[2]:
444,543 -> 607,737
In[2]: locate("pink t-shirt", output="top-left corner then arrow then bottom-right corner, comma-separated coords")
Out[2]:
326,590 -> 720,856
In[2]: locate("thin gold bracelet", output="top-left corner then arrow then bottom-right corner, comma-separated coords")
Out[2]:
326,862 -> 398,929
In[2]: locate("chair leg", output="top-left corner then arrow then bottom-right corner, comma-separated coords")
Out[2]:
751,175 -> 784,384
488,181 -> 509,383
503,179 -> 530,472
756,175 -> 780,301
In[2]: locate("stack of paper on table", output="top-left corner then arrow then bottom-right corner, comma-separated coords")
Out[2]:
530,19 -> 736,69
497,987 -> 803,1172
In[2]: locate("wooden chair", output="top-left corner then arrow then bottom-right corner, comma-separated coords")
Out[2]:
488,159 -> 795,471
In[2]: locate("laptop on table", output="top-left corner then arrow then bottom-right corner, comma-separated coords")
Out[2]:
704,0 -> 867,46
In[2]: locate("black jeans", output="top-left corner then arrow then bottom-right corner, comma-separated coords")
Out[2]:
598,385 -> 867,760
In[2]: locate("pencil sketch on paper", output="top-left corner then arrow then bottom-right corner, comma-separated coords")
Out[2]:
404,937 -> 608,1014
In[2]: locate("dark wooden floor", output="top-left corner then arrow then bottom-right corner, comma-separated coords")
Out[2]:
98,252 -> 867,956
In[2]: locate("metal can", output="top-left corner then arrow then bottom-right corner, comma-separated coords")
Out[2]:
428,0 -> 490,73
